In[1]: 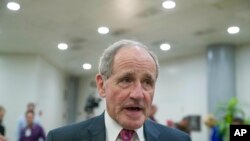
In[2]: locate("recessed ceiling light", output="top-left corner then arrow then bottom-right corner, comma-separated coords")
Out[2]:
98,27 -> 109,34
57,43 -> 68,50
82,63 -> 92,70
162,0 -> 176,9
227,26 -> 240,34
160,43 -> 171,51
7,2 -> 20,11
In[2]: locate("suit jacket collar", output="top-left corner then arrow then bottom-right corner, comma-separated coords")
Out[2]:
89,113 -> 106,141
77,113 -> 160,141
144,120 -> 160,141
78,113 -> 106,141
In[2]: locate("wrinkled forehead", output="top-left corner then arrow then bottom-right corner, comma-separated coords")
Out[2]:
112,46 -> 157,77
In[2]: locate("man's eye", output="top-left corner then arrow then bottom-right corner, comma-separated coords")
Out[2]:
143,79 -> 153,86
118,77 -> 133,88
122,77 -> 132,83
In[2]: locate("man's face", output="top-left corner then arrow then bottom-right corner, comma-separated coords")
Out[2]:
96,46 -> 157,130
26,112 -> 34,126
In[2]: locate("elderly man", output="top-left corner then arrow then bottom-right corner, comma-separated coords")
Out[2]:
46,39 -> 191,141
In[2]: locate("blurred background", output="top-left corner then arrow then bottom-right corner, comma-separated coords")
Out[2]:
0,0 -> 250,141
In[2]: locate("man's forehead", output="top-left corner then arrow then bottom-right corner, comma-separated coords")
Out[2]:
110,45 -> 158,79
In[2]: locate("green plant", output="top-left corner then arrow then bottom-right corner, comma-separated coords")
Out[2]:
215,97 -> 250,141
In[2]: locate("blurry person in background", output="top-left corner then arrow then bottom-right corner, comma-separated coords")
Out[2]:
231,117 -> 244,125
204,114 -> 223,141
166,120 -> 175,128
0,105 -> 6,136
175,116 -> 191,135
0,106 -> 7,141
0,135 -> 7,141
17,102 -> 41,140
149,104 -> 158,122
46,39 -> 191,141
19,110 -> 46,141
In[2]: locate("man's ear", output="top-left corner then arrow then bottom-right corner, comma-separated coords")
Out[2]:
96,74 -> 106,98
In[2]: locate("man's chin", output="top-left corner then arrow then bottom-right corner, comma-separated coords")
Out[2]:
123,108 -> 145,120
120,117 -> 145,130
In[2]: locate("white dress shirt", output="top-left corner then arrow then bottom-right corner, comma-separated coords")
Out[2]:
104,111 -> 145,141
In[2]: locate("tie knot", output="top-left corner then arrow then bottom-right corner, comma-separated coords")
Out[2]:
119,129 -> 135,141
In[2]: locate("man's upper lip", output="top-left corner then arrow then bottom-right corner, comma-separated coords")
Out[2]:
124,105 -> 143,109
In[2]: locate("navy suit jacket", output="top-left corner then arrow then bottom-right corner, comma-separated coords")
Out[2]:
46,113 -> 191,141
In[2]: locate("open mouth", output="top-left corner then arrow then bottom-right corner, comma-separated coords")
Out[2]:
125,106 -> 142,111
123,105 -> 144,118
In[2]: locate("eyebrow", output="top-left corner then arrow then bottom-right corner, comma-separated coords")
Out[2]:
117,71 -> 155,81
118,72 -> 135,79
144,73 -> 155,82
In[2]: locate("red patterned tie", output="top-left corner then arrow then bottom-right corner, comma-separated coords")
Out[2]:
119,129 -> 135,141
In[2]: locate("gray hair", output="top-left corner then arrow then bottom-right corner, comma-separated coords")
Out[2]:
98,39 -> 159,80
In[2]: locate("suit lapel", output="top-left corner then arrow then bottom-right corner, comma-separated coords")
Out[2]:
144,120 -> 160,141
78,113 -> 106,141
77,114 -> 160,141
89,130 -> 106,141
88,113 -> 106,141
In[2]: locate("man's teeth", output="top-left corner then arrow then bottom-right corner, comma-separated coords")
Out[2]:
126,107 -> 141,111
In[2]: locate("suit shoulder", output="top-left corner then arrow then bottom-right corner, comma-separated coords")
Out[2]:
146,120 -> 191,141
51,116 -> 101,132
47,116 -> 101,140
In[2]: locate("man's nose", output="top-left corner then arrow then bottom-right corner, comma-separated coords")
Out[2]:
130,81 -> 144,99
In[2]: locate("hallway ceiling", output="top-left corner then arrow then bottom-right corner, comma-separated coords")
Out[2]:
0,0 -> 250,76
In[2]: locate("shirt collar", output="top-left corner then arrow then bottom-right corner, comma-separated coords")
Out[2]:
104,111 -> 145,141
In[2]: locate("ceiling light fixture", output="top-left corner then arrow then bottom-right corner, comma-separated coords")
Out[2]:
98,26 -> 109,34
7,2 -> 20,11
227,26 -> 240,34
82,63 -> 92,70
57,43 -> 68,50
162,0 -> 176,9
160,43 -> 171,51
